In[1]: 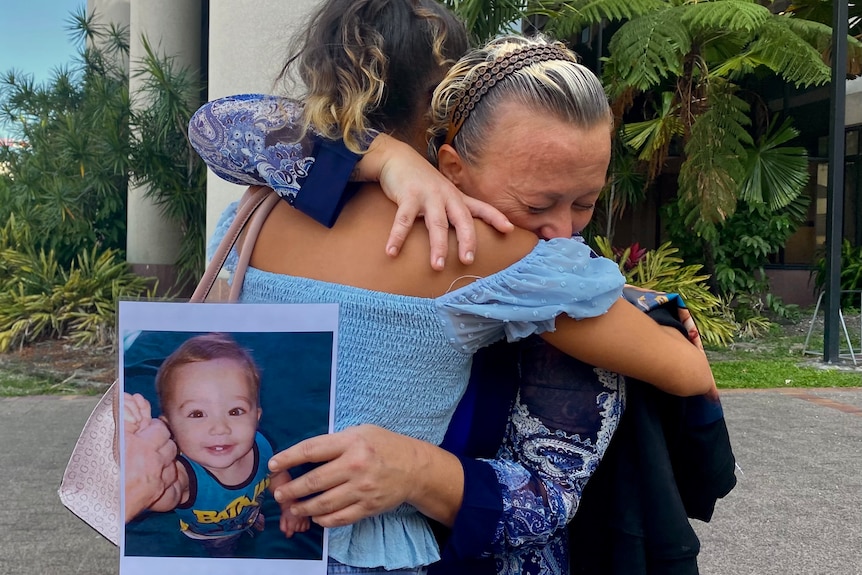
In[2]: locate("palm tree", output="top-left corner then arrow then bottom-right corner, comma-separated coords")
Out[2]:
0,8 -> 206,291
0,8 -> 131,265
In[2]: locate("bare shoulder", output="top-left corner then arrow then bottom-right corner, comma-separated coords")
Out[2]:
462,220 -> 539,277
250,185 -> 540,297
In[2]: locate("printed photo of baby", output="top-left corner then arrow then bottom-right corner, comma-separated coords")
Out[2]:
124,334 -> 309,556
119,311 -> 334,573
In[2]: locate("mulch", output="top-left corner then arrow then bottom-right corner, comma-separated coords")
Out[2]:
0,339 -> 115,392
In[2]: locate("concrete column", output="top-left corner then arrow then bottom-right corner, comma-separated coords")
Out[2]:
88,0 -> 130,24
127,0 -> 202,289
86,0 -> 130,76
205,0 -> 322,252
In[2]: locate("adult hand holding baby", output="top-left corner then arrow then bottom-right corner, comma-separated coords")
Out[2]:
122,392 -> 178,523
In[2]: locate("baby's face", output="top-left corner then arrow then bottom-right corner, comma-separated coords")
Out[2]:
162,358 -> 261,474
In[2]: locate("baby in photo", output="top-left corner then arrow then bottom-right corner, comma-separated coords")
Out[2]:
124,333 -> 308,556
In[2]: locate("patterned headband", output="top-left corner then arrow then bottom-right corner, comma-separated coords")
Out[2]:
444,43 -> 578,145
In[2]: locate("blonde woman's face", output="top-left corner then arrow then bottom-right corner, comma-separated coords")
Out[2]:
446,102 -> 611,240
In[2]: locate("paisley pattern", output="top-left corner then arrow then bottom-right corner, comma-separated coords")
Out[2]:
188,94 -> 704,574
188,93 -> 317,204
488,350 -> 626,575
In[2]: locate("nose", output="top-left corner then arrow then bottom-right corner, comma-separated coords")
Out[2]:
538,210 -> 577,240
209,416 -> 230,436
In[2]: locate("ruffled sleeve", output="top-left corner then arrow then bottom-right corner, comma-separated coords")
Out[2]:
435,238 -> 624,353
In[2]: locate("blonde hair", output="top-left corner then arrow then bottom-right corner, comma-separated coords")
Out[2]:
279,0 -> 469,154
429,35 -> 612,165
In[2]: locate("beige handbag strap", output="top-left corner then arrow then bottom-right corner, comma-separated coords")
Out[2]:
62,185 -> 282,547
190,185 -> 279,302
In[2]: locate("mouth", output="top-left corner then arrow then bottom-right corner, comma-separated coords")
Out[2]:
206,445 -> 235,455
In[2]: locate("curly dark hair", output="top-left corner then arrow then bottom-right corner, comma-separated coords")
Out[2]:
279,0 -> 469,153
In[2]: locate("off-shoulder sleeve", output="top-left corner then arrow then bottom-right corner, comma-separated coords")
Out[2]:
435,238 -> 624,353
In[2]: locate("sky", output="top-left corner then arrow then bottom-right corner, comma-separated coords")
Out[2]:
0,0 -> 85,85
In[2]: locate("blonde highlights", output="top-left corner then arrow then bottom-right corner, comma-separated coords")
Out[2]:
280,0 -> 468,154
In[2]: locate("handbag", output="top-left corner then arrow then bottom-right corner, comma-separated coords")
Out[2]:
58,186 -> 280,545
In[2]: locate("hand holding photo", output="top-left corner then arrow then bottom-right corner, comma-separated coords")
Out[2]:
118,301 -> 337,575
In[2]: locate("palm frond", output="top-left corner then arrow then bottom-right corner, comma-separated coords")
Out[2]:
679,0 -> 771,37
784,0 -> 862,37
442,0 -> 528,42
678,80 -> 752,224
607,8 -> 691,91
744,17 -> 832,86
782,15 -> 862,77
620,91 -> 684,179
740,116 -> 809,210
534,0 -> 667,38
599,141 -> 647,236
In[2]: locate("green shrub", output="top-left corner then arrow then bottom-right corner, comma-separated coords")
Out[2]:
593,237 -> 736,346
0,219 -> 154,351
812,239 -> 862,308
0,10 -> 205,290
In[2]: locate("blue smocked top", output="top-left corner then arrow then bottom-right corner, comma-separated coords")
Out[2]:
209,202 -> 624,570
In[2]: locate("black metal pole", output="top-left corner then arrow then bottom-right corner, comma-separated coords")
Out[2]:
824,0 -> 849,363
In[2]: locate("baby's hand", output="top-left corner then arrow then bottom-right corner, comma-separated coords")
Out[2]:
279,506 -> 311,538
269,469 -> 310,537
123,392 -> 153,435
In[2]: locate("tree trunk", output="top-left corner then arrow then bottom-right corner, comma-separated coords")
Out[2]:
701,238 -> 720,295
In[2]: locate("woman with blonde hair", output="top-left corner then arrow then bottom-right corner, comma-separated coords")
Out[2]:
193,12 -> 718,571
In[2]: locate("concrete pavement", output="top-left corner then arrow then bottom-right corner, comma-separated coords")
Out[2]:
1,388 -> 860,575
695,388 -> 862,575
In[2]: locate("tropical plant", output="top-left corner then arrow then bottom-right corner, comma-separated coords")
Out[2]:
0,217 -> 153,351
593,236 -> 736,345
443,1 -> 856,295
442,0 -> 530,43
595,0 -> 852,287
0,8 -> 205,295
812,239 -> 862,309
129,37 -> 207,291
664,190 -> 807,323
783,0 -> 862,42
0,9 -> 131,265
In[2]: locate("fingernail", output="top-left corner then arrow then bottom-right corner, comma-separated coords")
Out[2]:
465,251 -> 474,263
387,246 -> 398,257
274,490 -> 283,502
436,257 -> 445,269
268,459 -> 277,471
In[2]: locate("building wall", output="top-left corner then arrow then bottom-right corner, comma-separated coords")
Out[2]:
847,77 -> 862,126
205,0 -> 321,250
87,0 -> 130,39
89,0 -> 324,289
126,0 -> 202,290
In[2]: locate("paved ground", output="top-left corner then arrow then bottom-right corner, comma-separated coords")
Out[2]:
1,388 -> 860,575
